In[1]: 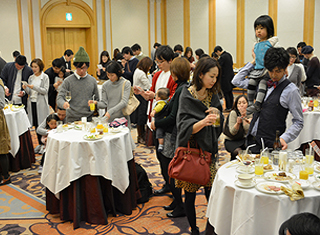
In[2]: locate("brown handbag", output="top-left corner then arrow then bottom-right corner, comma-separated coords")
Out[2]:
168,142 -> 212,185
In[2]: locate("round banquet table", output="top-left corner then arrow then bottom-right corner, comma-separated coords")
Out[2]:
206,161 -> 320,235
3,107 -> 35,172
41,127 -> 141,228
287,111 -> 320,150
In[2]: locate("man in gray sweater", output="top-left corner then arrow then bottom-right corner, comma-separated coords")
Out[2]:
57,47 -> 99,122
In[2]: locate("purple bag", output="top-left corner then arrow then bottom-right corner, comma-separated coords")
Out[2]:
109,117 -> 128,127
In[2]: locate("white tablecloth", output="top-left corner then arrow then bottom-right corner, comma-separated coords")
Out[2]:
287,111 -> 320,149
97,84 -> 105,117
3,108 -> 31,156
41,127 -> 136,196
206,162 -> 320,235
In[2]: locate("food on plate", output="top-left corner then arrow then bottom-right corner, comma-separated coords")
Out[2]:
63,124 -> 69,128
278,172 -> 287,177
263,164 -> 273,170
266,172 -> 293,181
74,121 -> 82,125
316,164 -> 320,172
85,134 -> 103,140
263,185 -> 281,192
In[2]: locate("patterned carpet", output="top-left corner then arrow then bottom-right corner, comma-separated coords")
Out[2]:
0,128 -> 230,235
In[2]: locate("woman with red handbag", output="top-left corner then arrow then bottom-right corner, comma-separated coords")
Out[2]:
175,57 -> 224,235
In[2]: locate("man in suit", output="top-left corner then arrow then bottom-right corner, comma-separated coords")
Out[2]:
0,56 -> 6,75
214,45 -> 234,111
60,49 -> 74,74
0,55 -> 33,107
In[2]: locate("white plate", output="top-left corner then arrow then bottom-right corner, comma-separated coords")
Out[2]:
110,128 -> 121,133
62,124 -> 73,129
312,181 -> 320,191
289,180 -> 310,189
314,163 -> 320,173
264,171 -> 296,182
236,166 -> 254,174
74,125 -> 82,130
83,134 -> 103,141
255,182 -> 285,194
263,165 -> 274,172
234,180 -> 256,189
11,104 -> 25,111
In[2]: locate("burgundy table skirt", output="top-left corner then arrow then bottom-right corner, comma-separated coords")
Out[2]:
45,159 -> 141,228
9,130 -> 35,172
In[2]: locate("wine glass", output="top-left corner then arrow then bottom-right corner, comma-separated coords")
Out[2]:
65,91 -> 71,102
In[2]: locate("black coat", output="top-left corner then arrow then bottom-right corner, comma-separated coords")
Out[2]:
0,62 -> 33,106
218,51 -> 234,92
45,67 -> 58,109
0,57 -> 6,75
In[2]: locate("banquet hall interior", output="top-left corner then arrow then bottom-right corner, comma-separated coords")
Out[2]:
1,0 -> 320,234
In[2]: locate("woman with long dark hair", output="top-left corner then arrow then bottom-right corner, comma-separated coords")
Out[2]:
97,50 -> 111,80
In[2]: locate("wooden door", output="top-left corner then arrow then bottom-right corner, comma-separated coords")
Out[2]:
46,28 -> 65,69
46,28 -> 87,71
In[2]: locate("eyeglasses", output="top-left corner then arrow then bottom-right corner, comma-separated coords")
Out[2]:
290,56 -> 297,59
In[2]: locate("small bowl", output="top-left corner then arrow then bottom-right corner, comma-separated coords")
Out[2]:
237,174 -> 254,186
314,173 -> 320,182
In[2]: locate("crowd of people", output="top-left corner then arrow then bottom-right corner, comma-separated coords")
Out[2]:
1,13 -> 320,234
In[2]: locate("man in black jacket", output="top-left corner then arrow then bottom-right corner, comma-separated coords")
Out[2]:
0,55 -> 33,108
45,58 -> 64,110
214,46 -> 234,111
121,46 -> 139,85
60,49 -> 74,74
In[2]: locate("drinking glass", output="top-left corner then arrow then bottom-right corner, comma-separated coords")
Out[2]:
211,108 -> 220,127
90,102 -> 96,112
305,148 -> 314,175
271,150 -> 279,166
254,158 -> 264,176
56,121 -> 63,133
279,150 -> 287,171
260,149 -> 270,164
66,91 -> 71,102
299,162 -> 309,180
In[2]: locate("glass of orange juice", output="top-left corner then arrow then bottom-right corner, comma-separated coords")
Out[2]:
260,150 -> 270,165
90,102 -> 95,111
255,158 -> 264,176
305,148 -> 314,175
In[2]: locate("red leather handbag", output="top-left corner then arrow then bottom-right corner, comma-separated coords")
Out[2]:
168,142 -> 212,185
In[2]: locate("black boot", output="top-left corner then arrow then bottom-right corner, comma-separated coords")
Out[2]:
191,226 -> 199,235
137,125 -> 146,144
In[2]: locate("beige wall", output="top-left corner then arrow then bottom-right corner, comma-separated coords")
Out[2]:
1,0 -> 320,70
110,0 -> 149,57
0,0 -> 20,62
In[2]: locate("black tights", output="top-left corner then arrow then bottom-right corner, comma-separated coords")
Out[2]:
0,154 -> 10,179
169,177 -> 183,209
185,187 -> 211,231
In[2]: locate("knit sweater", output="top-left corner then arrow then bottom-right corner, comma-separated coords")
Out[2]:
97,77 -> 131,123
57,74 -> 99,122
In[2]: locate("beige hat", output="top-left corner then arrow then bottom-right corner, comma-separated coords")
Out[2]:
74,46 -> 90,63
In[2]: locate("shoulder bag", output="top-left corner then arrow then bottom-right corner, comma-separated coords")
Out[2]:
121,79 -> 140,116
168,142 -> 212,185
223,113 -> 245,141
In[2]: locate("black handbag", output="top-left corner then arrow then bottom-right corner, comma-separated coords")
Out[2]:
223,112 -> 245,141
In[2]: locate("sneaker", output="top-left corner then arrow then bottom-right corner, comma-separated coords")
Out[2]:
38,166 -> 43,174
34,145 -> 41,154
0,177 -> 11,186
39,145 -> 45,155
158,145 -> 164,152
